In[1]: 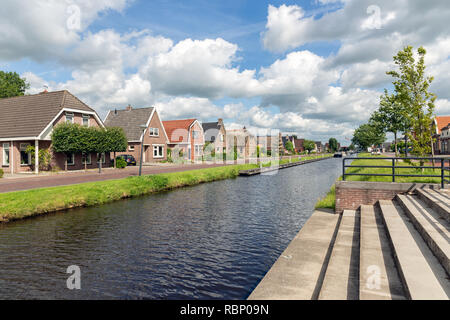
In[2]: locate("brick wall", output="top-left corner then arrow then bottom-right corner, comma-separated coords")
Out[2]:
335,181 -> 440,213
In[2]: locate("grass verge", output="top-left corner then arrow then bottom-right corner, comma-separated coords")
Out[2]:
0,154 -> 333,223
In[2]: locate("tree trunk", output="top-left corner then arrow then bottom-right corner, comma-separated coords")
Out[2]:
114,152 -> 116,169
65,154 -> 68,172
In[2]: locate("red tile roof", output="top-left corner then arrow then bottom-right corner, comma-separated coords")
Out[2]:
163,119 -> 196,143
435,116 -> 450,134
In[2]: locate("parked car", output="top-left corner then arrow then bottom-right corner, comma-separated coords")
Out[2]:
333,152 -> 343,158
116,154 -> 137,166
371,148 -> 381,155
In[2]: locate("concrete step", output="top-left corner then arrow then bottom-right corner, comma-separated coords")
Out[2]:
359,205 -> 406,300
319,210 -> 360,300
396,194 -> 450,275
378,200 -> 450,300
248,209 -> 340,300
415,188 -> 450,223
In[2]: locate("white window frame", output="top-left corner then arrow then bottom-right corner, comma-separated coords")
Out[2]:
153,144 -> 164,158
149,127 -> 159,137
97,153 -> 106,164
67,153 -> 75,166
193,130 -> 199,139
82,114 -> 90,127
129,145 -> 135,151
20,143 -> 31,166
65,112 -> 74,124
2,143 -> 10,166
82,153 -> 92,165
194,144 -> 202,156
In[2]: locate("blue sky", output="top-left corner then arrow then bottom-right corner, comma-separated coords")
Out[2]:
1,0 -> 449,144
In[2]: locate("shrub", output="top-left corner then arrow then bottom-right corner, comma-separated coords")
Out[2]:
115,157 -> 127,169
0,169 -> 3,178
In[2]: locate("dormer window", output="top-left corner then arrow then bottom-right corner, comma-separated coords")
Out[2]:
149,127 -> 159,137
82,114 -> 90,127
65,112 -> 74,124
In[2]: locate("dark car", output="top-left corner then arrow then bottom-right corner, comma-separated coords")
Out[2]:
116,154 -> 137,166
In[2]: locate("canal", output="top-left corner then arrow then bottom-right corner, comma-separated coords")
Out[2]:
0,157 -> 342,299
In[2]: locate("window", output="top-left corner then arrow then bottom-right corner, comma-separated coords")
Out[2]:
192,131 -> 199,139
82,153 -> 91,165
129,145 -> 135,151
20,143 -> 31,165
82,115 -> 90,127
149,127 -> 159,137
97,153 -> 106,164
67,153 -> 75,166
153,145 -> 164,158
194,144 -> 202,156
65,112 -> 74,123
219,134 -> 224,142
2,143 -> 10,166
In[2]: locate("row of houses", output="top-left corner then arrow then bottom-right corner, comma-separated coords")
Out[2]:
433,116 -> 450,155
1,90 -> 308,174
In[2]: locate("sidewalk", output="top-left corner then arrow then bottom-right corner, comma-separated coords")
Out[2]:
0,163 -> 229,193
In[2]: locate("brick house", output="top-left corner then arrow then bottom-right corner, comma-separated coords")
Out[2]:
227,127 -> 257,158
439,123 -> 450,154
257,134 -> 282,155
293,138 -> 305,153
201,118 -> 226,155
315,141 -> 323,153
104,106 -> 169,163
162,119 -> 205,161
0,90 -> 109,174
433,116 -> 450,154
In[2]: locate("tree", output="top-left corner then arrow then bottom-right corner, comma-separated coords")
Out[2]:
104,127 -> 128,168
387,46 -> 436,161
328,138 -> 338,153
371,89 -> 410,157
285,140 -> 294,153
303,140 -> 316,154
352,122 -> 386,150
0,71 -> 29,98
51,123 -> 83,171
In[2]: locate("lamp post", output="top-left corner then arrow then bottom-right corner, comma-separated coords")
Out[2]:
138,124 -> 147,176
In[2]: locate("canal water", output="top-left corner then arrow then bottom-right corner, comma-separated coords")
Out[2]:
0,157 -> 342,299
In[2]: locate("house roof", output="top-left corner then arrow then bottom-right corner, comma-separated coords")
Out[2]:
202,121 -> 219,132
435,116 -> 450,134
162,119 -> 196,143
104,107 -> 154,141
0,90 -> 97,139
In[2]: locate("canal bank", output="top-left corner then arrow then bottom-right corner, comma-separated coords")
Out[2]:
0,157 -> 342,299
0,155 -> 332,223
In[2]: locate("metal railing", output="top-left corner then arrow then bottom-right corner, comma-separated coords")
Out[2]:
342,157 -> 450,188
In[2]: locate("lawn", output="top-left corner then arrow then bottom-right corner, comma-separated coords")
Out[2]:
315,152 -> 446,210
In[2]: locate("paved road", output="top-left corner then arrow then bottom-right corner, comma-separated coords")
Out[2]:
0,163 -> 229,193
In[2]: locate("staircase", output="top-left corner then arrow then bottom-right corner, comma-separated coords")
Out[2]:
318,188 -> 450,300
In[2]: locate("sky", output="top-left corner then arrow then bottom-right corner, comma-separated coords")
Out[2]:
1,0 -> 450,144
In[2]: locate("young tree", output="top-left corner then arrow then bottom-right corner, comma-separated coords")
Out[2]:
352,122 -> 386,150
0,71 -> 29,98
104,127 -> 128,168
303,140 -> 316,154
387,46 -> 436,162
328,138 -> 338,152
285,140 -> 294,153
51,123 -> 83,171
371,89 -> 410,157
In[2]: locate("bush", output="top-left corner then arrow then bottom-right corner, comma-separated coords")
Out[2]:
0,169 -> 3,178
115,157 -> 127,169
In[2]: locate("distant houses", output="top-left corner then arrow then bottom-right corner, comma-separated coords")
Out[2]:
0,90 -> 333,175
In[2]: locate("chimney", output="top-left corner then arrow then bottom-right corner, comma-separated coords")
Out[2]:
126,104 -> 132,111
114,108 -> 118,115
218,118 -> 223,126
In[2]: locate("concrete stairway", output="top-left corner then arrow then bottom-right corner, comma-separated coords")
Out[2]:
318,188 -> 450,300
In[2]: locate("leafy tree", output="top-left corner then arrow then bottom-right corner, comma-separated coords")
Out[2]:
25,146 -> 52,171
328,138 -> 338,152
51,123 -> 83,170
352,122 -> 386,150
285,140 -> 294,153
104,127 -> 128,168
0,71 -> 29,98
303,140 -> 316,154
371,89 -> 410,158
386,46 -> 436,161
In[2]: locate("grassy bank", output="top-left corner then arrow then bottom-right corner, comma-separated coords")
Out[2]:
0,164 -> 257,223
315,152 -> 443,209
